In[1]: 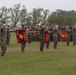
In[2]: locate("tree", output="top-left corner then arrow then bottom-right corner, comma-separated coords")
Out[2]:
32,8 -> 43,25
48,9 -> 76,26
9,4 -> 21,28
42,9 -> 50,25
26,12 -> 32,25
20,5 -> 27,22
0,6 -> 9,21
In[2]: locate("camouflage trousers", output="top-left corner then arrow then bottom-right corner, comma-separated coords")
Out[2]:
21,43 -> 26,52
7,31 -> 10,45
53,40 -> 58,49
27,34 -> 31,43
40,35 -> 45,52
72,34 -> 76,45
0,28 -> 7,56
53,36 -> 58,49
1,44 -> 7,56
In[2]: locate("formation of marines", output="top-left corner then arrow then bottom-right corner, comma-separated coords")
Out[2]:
0,19 -> 76,56
16,23 -> 76,52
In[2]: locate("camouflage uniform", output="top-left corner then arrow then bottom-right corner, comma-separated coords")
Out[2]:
7,27 -> 10,45
39,26 -> 45,52
72,27 -> 76,45
27,28 -> 32,43
53,29 -> 58,49
66,26 -> 72,46
0,21 -> 7,56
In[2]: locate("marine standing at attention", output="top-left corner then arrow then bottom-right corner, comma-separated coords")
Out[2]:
0,20 -> 8,56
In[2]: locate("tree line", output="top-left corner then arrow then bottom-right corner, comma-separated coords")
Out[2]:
0,4 -> 76,29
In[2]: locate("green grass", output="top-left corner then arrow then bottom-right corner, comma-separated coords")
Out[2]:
0,32 -> 76,75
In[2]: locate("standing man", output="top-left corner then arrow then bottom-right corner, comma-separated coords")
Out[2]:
16,21 -> 27,52
72,25 -> 76,45
27,26 -> 32,43
53,25 -> 58,49
21,24 -> 26,52
66,26 -> 72,46
39,24 -> 45,52
0,20 -> 7,56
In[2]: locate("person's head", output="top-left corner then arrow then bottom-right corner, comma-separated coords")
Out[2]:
22,25 -> 25,29
1,20 -> 6,24
53,29 -> 57,32
41,23 -> 45,27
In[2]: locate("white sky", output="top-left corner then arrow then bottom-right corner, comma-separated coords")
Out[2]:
0,0 -> 76,12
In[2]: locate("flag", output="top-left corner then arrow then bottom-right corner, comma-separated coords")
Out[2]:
16,30 -> 27,43
59,30 -> 67,41
45,31 -> 49,44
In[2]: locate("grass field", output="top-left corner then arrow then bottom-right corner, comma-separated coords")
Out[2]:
0,32 -> 76,75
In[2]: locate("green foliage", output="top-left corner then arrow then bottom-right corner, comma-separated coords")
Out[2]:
48,9 -> 76,25
0,33 -> 76,75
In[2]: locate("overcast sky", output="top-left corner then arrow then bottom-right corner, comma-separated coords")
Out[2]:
0,0 -> 76,12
